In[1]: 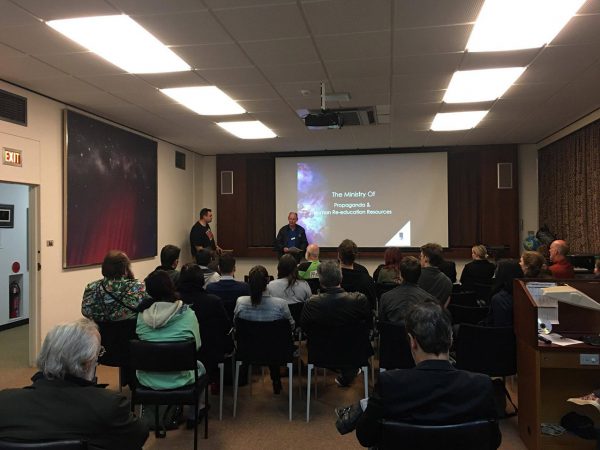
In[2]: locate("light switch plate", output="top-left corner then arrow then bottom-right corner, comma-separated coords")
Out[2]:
580,354 -> 599,365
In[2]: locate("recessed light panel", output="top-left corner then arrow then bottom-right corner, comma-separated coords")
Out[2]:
47,15 -> 190,73
161,86 -> 246,116
431,111 -> 489,131
444,68 -> 526,103
217,121 -> 277,139
467,0 -> 587,52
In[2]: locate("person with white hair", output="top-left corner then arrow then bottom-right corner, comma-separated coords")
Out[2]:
0,318 -> 148,449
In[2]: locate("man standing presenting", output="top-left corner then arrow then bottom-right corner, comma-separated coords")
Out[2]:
549,239 -> 575,279
275,211 -> 308,263
190,208 -> 222,258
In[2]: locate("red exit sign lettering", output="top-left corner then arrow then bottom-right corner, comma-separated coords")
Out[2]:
3,148 -> 22,167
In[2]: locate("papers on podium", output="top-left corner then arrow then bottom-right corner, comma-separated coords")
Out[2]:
541,285 -> 600,312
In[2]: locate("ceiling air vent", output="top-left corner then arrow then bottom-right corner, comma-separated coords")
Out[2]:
0,89 -> 27,126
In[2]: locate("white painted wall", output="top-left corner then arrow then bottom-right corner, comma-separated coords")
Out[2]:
0,80 -> 204,356
0,182 -> 29,325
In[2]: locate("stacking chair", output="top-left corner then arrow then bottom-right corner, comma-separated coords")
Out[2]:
306,278 -> 320,295
455,324 -> 517,416
232,318 -> 295,420
129,339 -> 209,450
380,419 -> 501,450
305,323 -> 373,422
449,291 -> 478,307
447,304 -> 489,326
0,442 -> 87,450
96,319 -> 137,389
378,321 -> 414,371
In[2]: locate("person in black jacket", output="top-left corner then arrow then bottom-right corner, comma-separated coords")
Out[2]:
338,239 -> 376,310
355,302 -> 499,449
460,244 -> 496,289
0,319 -> 148,450
274,211 -> 309,263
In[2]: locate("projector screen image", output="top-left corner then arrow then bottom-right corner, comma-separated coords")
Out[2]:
276,153 -> 448,248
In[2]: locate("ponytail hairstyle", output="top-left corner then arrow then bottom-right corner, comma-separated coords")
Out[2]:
248,265 -> 269,306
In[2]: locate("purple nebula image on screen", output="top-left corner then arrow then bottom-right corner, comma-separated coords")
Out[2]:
297,162 -> 328,243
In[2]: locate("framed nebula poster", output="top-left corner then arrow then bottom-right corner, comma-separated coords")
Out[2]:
63,110 -> 157,268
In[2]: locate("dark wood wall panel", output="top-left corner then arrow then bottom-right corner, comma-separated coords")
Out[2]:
246,157 -> 275,247
218,144 -> 520,258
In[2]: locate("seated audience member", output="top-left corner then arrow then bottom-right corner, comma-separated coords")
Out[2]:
354,302 -> 499,448
268,254 -> 312,304
519,250 -> 550,278
418,243 -> 453,307
548,239 -> 575,279
301,260 -> 372,387
595,259 -> 600,278
234,265 -> 294,394
379,256 -> 436,323
136,270 -> 206,426
338,239 -> 376,309
154,244 -> 181,287
439,258 -> 457,284
376,247 -> 403,284
485,260 -> 523,327
298,244 -> 321,280
82,250 -> 146,322
274,211 -> 309,263
0,318 -> 148,449
195,248 -> 221,285
460,244 -> 496,288
205,255 -> 250,320
179,263 -> 232,380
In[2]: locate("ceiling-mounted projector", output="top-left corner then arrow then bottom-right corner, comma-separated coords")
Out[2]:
304,110 -> 343,129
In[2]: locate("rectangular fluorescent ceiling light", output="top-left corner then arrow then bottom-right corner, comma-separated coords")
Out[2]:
47,15 -> 190,73
161,86 -> 245,115
467,0 -> 587,52
431,111 -> 488,131
217,121 -> 276,139
444,67 -> 526,103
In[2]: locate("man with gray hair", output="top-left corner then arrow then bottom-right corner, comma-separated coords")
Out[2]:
301,260 -> 371,387
0,318 -> 148,449
549,239 -> 575,279
274,211 -> 309,263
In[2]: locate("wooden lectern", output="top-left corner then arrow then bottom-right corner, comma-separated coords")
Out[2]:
514,279 -> 600,450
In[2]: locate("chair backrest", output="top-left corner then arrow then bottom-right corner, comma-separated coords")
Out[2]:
287,302 -> 304,328
449,291 -> 478,307
96,319 -> 137,367
378,321 -> 414,370
306,278 -> 320,295
375,282 -> 398,300
234,318 -> 294,365
129,339 -> 197,373
471,282 -> 493,303
447,304 -> 489,326
306,322 -> 373,368
380,419 -> 500,450
0,441 -> 87,450
455,324 -> 516,377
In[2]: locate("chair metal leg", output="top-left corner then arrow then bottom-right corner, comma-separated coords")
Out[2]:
248,364 -> 253,396
218,362 -> 224,421
362,365 -> 369,398
194,395 -> 199,450
297,355 -> 302,400
287,362 -> 293,421
233,360 -> 242,417
306,363 -> 313,422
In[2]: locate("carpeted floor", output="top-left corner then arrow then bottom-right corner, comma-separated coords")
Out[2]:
0,324 -> 527,449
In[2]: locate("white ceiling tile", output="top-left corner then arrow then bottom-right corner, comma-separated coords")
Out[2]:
393,71 -> 452,92
519,44 -> 600,83
214,4 -> 308,41
0,0 -> 41,27
0,42 -> 26,59
460,48 -> 539,70
316,31 -> 391,61
273,80 -> 324,98
394,0 -> 483,28
36,52 -> 126,77
110,0 -> 207,15
326,58 -> 390,79
80,74 -> 159,93
578,0 -> 600,14
241,38 -> 319,66
0,56 -> 68,81
0,23 -> 86,55
330,77 -> 391,96
393,24 -> 472,57
261,62 -> 327,83
393,89 -> 444,105
393,52 -> 462,75
237,98 -> 292,114
551,14 -> 600,46
220,83 -> 280,101
302,0 -> 391,35
10,0 -> 118,20
171,43 -> 252,69
133,11 -> 232,45
204,0 -> 296,8
501,81 -> 565,101
135,71 -> 207,89
196,66 -> 266,85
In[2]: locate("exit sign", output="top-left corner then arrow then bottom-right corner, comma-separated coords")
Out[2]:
3,148 -> 22,167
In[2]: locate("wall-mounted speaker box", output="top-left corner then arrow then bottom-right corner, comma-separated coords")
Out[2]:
221,170 -> 233,195
175,151 -> 186,170
497,162 -> 513,189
